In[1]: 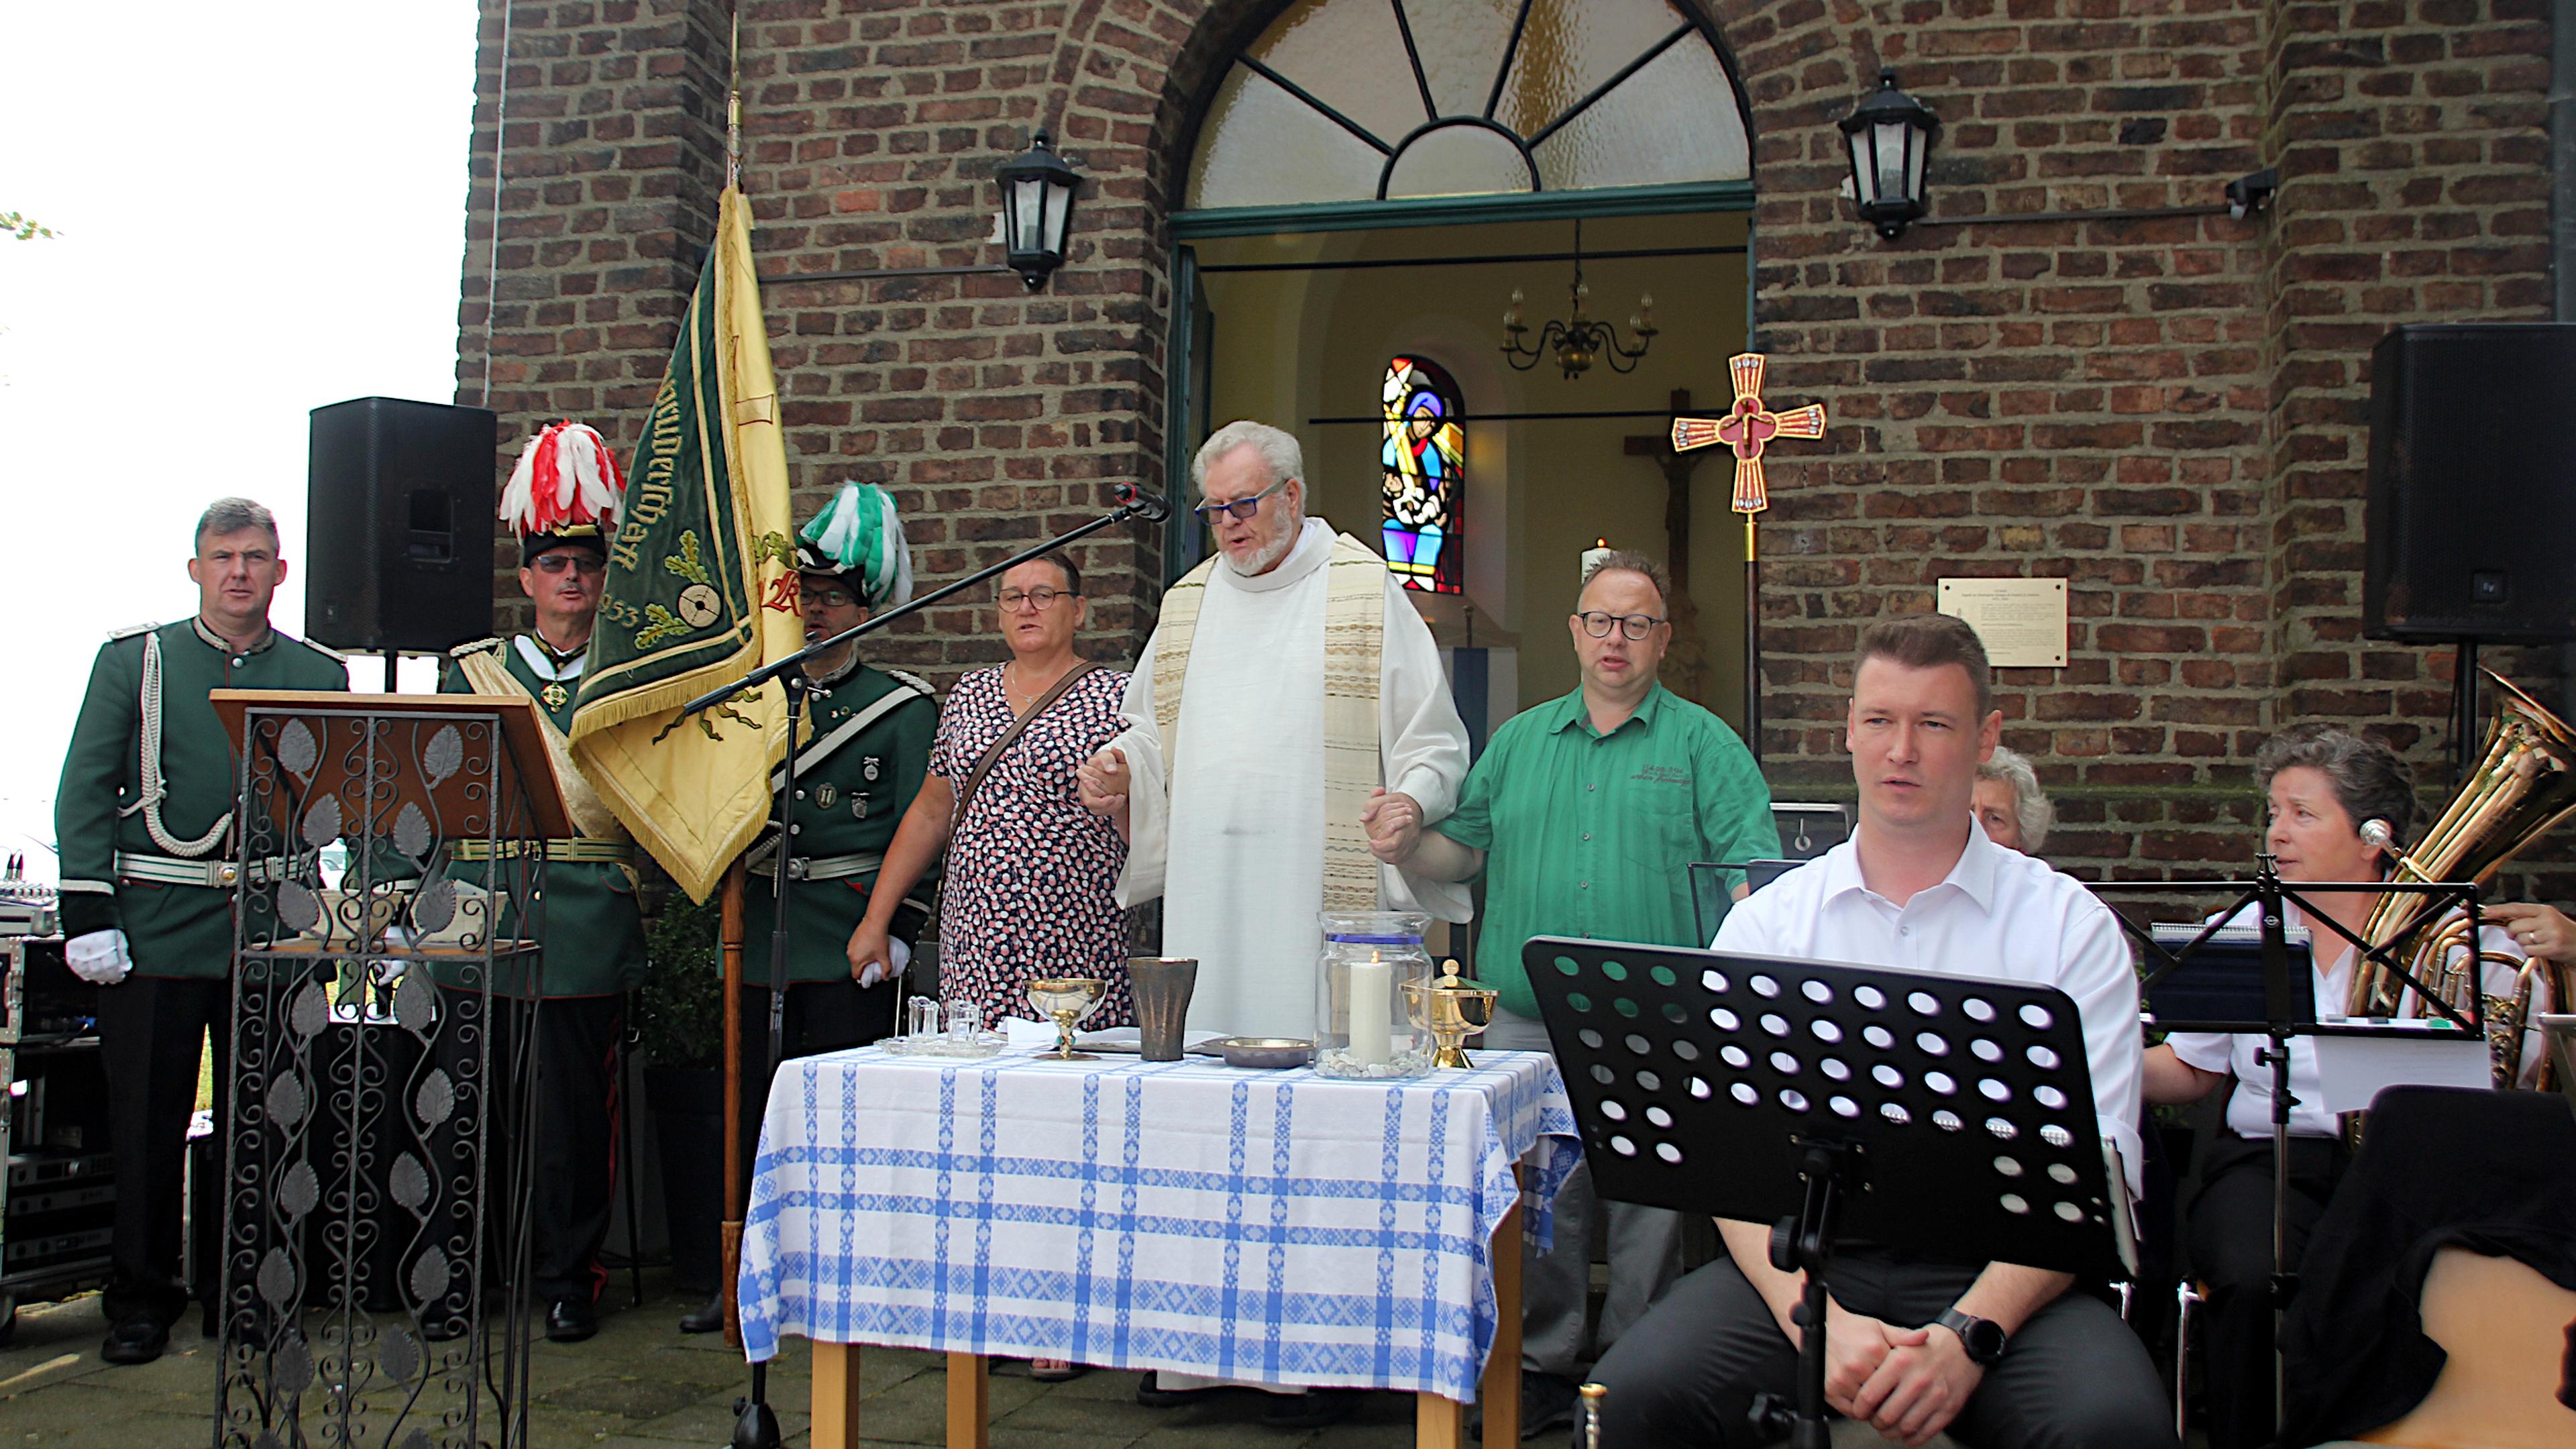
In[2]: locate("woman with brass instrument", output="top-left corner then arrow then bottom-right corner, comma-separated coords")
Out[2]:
2139,724 -> 2543,1449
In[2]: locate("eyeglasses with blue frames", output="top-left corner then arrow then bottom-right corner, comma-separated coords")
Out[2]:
1574,610 -> 1666,641
1191,476 -> 1290,523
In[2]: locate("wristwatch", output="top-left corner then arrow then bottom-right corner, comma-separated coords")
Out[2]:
1935,1307 -> 2008,1366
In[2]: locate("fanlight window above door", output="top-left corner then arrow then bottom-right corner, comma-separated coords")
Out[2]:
1186,0 -> 1750,209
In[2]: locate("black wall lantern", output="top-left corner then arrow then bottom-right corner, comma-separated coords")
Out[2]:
1840,68 -> 1939,239
996,129 -> 1082,289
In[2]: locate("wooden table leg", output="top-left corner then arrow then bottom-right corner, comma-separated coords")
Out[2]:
1419,1201 -> 1525,1449
946,1351 -> 990,1448
810,1340 -> 863,1449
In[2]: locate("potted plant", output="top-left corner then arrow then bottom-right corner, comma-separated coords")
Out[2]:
636,893 -> 726,1297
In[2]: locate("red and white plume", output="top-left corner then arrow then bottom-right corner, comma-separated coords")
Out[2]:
499,420 -> 627,537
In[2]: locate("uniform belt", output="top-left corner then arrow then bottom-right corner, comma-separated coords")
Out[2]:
758,849 -> 885,883
447,839 -> 637,865
112,849 -> 317,890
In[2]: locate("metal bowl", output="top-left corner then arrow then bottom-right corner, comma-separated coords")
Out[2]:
1218,1036 -> 1316,1069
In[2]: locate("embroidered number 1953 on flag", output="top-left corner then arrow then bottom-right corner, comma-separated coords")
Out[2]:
567,186 -> 804,904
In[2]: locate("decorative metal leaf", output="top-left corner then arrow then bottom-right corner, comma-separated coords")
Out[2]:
388,1151 -> 431,1214
393,802 -> 433,865
276,878 -> 322,933
398,1428 -> 434,1449
414,1069 -> 454,1129
410,877 -> 455,938
278,1161 -> 319,1219
258,1247 -> 295,1308
392,967 -> 435,1036
379,1325 -> 422,1385
273,1330 -> 314,1394
290,981 -> 329,1038
266,1074 -> 307,1129
278,718 -> 319,779
254,1432 -> 287,1449
423,724 -> 464,788
407,1245 -> 450,1310
299,794 -> 343,851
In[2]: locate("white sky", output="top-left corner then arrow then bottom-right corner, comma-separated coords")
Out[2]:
0,2 -> 480,879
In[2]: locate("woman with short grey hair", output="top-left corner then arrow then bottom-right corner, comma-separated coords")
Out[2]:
1972,744 -> 2053,853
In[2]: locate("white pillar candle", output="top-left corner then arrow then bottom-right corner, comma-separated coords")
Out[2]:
1348,951 -> 1392,1067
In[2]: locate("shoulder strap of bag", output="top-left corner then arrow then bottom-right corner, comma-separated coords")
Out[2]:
954,661 -> 1098,824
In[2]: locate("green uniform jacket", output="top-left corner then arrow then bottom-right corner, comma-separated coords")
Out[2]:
432,637 -> 647,1000
743,663 -> 937,985
55,619 -> 350,978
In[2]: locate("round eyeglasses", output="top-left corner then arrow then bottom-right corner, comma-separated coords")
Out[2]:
1575,610 -> 1666,641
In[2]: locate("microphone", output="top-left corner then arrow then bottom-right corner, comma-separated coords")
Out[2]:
2360,818 -> 2396,851
1114,482 -> 1172,522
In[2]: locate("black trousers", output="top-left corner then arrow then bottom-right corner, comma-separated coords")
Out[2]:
733,977 -> 899,1176
1589,1250 -> 2176,1449
2186,1133 -> 2350,1449
94,974 -> 229,1330
431,991 -> 627,1307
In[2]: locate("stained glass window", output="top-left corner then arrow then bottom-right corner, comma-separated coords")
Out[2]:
1382,356 -> 1465,596
1185,0 -> 1750,209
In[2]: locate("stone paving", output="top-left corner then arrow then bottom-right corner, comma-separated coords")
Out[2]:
0,1272 -> 1452,1448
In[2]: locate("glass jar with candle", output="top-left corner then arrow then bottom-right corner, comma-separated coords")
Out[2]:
1313,910 -> 1435,1079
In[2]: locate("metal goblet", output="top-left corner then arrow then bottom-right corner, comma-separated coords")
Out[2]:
1025,976 -> 1107,1060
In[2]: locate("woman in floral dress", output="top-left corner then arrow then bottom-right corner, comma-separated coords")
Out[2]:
847,554 -> 1133,1032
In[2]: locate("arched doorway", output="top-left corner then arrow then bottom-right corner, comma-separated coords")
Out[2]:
1163,0 -> 1758,732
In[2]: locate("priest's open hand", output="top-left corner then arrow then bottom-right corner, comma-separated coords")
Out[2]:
1361,787 -> 1424,864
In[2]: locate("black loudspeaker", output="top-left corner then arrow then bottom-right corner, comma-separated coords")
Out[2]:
306,397 -> 498,653
2365,323 -> 2576,643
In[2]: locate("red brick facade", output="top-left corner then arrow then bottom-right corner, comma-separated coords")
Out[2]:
457,0 -> 2574,896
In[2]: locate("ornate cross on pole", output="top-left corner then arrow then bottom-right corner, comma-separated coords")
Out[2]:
1671,353 -> 1827,760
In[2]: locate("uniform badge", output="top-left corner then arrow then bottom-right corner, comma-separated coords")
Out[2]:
816,783 -> 838,810
852,795 -> 869,819
862,756 -> 881,782
540,682 -> 570,710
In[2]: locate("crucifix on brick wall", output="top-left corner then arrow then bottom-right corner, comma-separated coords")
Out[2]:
1622,389 -> 1719,710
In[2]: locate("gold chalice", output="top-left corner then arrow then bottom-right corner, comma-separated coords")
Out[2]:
1403,959 -> 1499,1069
1025,977 -> 1107,1061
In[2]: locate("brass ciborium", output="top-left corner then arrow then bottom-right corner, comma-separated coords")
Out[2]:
1025,977 -> 1106,1061
1402,960 -> 1499,1069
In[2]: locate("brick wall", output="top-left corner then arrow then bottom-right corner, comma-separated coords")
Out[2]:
455,0 -> 2574,892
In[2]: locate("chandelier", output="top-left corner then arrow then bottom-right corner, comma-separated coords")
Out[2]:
1501,219 -> 1656,380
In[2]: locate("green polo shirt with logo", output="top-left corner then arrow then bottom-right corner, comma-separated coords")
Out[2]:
1434,682 -> 1775,1020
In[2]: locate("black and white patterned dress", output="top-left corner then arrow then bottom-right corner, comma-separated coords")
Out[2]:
928,665 -> 1135,1028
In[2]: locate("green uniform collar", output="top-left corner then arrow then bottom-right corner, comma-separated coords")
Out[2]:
191,616 -> 274,655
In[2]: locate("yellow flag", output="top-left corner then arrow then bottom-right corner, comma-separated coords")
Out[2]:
568,187 -> 801,902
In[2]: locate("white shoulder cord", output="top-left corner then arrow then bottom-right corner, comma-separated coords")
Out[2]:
115,630 -> 231,858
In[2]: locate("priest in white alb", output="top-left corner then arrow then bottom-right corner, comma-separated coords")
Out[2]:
1079,421 -> 1472,1045
1075,419 -> 1472,1425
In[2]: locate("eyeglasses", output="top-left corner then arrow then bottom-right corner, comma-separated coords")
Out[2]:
804,585 -> 861,610
998,586 -> 1074,612
1191,476 -> 1289,523
1575,610 -> 1666,641
532,553 -> 604,576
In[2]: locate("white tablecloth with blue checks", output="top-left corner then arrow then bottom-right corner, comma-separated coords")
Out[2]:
737,1046 -> 1580,1401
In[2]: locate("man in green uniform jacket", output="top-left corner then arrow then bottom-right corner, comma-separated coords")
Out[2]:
54,498 -> 350,1366
427,422 -> 647,1343
742,483 -> 937,1053
1368,550 -> 1777,1438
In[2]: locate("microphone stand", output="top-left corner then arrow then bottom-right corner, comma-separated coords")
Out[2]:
701,484 -> 1167,1449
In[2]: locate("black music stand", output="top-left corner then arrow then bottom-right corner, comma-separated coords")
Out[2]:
1523,936 -> 2131,1449
2096,855 -> 2487,1440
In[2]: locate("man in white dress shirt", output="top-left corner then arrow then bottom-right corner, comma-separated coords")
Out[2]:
1076,420 -> 1472,1427
1591,612 -> 2171,1449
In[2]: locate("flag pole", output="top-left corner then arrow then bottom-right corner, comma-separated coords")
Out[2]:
719,859 -> 746,1344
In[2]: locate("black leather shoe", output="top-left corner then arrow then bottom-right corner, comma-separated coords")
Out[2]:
1263,1387 -> 1362,1429
678,1289 -> 725,1335
101,1319 -> 169,1366
1136,1371 -> 1212,1408
545,1298 -> 598,1343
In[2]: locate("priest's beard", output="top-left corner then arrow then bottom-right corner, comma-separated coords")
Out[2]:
1223,513 -> 1302,577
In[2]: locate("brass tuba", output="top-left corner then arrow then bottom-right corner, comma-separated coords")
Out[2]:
2347,672 -> 2576,1087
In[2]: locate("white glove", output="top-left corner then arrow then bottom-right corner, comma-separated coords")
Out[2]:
65,928 -> 133,985
857,936 -> 912,989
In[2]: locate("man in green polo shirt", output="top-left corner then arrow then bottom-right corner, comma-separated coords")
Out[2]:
1368,550 -> 1774,1439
